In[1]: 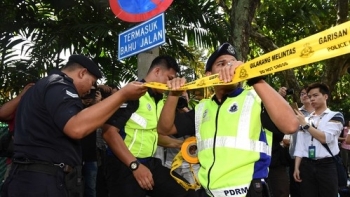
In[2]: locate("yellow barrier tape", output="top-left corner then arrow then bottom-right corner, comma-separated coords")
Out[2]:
145,21 -> 350,90
170,137 -> 201,191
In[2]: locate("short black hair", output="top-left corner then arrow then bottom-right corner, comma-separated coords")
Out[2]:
148,55 -> 180,73
299,85 -> 308,96
306,82 -> 330,95
62,61 -> 84,71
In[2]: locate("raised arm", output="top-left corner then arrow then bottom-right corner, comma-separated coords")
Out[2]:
219,61 -> 299,134
252,80 -> 299,134
157,78 -> 187,136
63,82 -> 147,139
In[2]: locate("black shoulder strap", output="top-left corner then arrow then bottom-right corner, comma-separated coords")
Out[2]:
321,143 -> 335,158
313,115 -> 337,158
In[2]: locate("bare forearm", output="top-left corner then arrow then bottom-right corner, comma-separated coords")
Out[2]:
253,80 -> 299,134
64,89 -> 128,139
0,96 -> 21,121
157,95 -> 178,135
307,126 -> 326,143
158,135 -> 182,148
295,156 -> 301,170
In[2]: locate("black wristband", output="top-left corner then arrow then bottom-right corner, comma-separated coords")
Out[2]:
246,76 -> 266,86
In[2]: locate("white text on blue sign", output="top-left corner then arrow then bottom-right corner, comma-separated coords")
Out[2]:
118,13 -> 165,60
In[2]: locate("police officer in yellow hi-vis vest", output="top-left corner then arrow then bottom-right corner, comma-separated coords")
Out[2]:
157,43 -> 299,197
102,55 -> 197,197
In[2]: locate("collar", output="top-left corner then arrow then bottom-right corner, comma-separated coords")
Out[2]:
310,108 -> 331,117
139,79 -> 163,103
54,70 -> 73,83
211,87 -> 244,104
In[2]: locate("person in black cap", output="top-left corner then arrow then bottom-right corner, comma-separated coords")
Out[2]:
1,54 -> 147,197
157,42 -> 299,197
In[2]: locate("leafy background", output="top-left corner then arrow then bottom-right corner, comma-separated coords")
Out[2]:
1,0 -> 350,118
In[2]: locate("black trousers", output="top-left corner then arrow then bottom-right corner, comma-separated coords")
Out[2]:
268,165 -> 289,197
96,148 -> 108,197
105,155 -> 197,197
289,159 -> 301,197
1,163 -> 67,197
299,157 -> 338,197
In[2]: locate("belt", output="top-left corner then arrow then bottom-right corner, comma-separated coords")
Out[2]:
302,157 -> 334,164
13,159 -> 73,175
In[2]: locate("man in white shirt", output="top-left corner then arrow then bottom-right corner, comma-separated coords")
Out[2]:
293,82 -> 344,197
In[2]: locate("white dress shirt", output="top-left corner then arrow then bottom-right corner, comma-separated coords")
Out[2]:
294,109 -> 343,159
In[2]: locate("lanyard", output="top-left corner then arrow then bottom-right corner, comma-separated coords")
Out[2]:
309,113 -> 326,145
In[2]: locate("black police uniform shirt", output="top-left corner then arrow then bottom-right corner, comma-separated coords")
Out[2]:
174,87 -> 280,137
14,71 -> 84,166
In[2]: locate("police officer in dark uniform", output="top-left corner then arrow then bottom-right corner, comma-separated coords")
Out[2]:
1,55 -> 147,197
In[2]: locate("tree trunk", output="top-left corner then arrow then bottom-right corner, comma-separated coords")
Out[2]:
324,0 -> 349,101
229,0 -> 260,61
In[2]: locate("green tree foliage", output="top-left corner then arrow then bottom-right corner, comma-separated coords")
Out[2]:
2,0 -> 350,120
0,0 -> 223,102
250,0 -> 350,118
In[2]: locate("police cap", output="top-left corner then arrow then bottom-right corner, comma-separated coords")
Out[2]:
205,43 -> 238,72
68,55 -> 102,78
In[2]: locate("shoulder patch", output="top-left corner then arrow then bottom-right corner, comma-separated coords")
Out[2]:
66,90 -> 79,98
120,103 -> 128,108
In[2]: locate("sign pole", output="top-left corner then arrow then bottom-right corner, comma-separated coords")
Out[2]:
137,47 -> 159,79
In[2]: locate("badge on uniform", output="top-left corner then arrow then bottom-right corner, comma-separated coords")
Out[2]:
308,145 -> 316,159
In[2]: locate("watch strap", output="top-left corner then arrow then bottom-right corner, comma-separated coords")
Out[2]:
129,160 -> 140,171
302,124 -> 310,131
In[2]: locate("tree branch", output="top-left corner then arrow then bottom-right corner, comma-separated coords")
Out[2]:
249,28 -> 278,52
217,0 -> 230,14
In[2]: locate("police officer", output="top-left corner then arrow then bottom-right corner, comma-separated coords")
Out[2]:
1,55 -> 147,197
102,55 -> 196,197
157,43 -> 299,197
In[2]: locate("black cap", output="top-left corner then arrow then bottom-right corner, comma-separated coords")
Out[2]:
68,55 -> 102,78
205,43 -> 238,72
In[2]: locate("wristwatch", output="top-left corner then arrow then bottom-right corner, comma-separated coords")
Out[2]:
129,160 -> 140,171
301,124 -> 310,131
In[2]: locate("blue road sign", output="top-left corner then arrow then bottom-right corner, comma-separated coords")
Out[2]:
118,13 -> 165,60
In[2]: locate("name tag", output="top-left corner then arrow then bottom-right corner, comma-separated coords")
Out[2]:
308,145 -> 316,159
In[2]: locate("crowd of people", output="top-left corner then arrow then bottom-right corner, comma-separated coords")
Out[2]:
0,42 -> 348,197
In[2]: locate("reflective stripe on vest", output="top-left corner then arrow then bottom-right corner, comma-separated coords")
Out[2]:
205,184 -> 250,197
198,136 -> 271,156
194,90 -> 270,155
195,89 -> 270,194
123,92 -> 163,158
130,112 -> 147,128
236,90 -> 258,139
195,102 -> 205,142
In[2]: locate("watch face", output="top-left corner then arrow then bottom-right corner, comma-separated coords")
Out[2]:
131,163 -> 137,169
